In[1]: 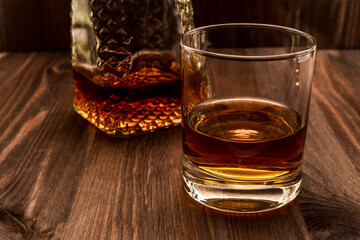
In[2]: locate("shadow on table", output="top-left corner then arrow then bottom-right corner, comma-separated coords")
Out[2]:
181,192 -> 308,239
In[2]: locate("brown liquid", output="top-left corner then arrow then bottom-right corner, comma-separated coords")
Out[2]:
183,99 -> 307,180
73,59 -> 181,136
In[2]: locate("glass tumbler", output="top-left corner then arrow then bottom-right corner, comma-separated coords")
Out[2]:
181,23 -> 316,213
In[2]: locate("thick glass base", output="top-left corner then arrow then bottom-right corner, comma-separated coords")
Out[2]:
183,162 -> 301,213
73,69 -> 182,138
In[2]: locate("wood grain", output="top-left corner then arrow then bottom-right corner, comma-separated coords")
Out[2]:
0,0 -> 359,51
0,51 -> 359,239
193,0 -> 360,49
0,0 -> 71,51
300,50 -> 360,240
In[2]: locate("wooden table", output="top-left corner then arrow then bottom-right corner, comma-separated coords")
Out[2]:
0,50 -> 359,240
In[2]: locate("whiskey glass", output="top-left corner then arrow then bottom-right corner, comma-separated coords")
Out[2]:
181,23 -> 316,213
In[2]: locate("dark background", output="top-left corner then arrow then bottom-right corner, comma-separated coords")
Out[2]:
0,0 -> 359,51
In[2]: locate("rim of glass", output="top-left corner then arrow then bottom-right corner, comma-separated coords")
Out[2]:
180,23 -> 317,61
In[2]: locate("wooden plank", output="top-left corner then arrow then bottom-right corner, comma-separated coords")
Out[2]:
300,50 -> 360,239
0,51 -> 358,239
0,0 -> 71,51
193,0 -> 360,49
0,0 -> 359,51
